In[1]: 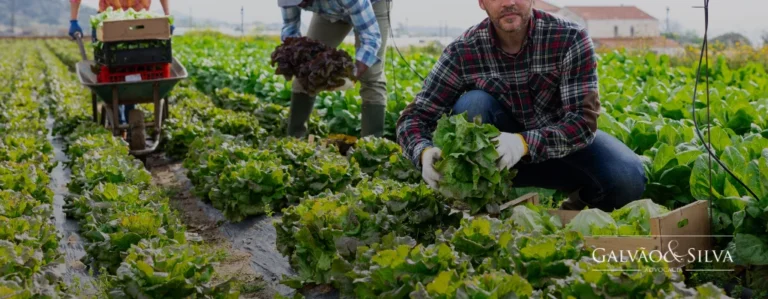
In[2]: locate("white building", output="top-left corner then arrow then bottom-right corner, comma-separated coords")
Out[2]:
538,3 -> 683,56
556,5 -> 659,39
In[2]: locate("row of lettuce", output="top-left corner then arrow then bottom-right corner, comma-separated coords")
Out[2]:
173,31 -> 430,139
169,33 -> 768,267
0,41 -> 71,298
164,85 -> 419,222
41,40 -> 240,297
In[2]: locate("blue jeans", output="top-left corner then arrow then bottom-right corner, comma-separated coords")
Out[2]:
93,27 -> 134,125
452,90 -> 647,211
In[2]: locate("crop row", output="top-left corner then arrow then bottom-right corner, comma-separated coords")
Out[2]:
0,41 -> 71,298
39,42 -> 240,298
163,85 -> 420,221
284,201 -> 729,298
173,32 -> 430,138
162,86 -> 329,159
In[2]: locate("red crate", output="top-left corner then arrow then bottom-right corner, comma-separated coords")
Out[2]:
97,63 -> 171,83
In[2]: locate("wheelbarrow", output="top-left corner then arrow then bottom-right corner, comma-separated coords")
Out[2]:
72,33 -> 187,158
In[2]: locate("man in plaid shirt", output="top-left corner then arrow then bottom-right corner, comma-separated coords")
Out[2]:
396,0 -> 646,211
278,0 -> 391,138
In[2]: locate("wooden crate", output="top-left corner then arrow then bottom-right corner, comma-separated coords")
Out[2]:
507,193 -> 713,268
97,17 -> 171,42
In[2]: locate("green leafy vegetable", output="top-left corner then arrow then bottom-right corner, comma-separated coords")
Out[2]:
611,199 -> 670,235
209,158 -> 292,221
508,204 -> 562,234
432,113 -> 517,214
109,238 -> 239,299
565,208 -> 619,236
349,136 -> 421,184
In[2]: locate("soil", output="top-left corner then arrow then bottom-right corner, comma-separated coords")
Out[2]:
46,119 -> 279,298
47,116 -> 99,296
144,153 -> 340,299
146,154 -> 279,299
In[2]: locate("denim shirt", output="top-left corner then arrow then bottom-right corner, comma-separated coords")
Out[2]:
281,0 -> 384,67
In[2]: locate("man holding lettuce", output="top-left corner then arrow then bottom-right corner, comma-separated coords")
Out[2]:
278,0 -> 391,138
68,0 -> 174,127
396,0 -> 647,212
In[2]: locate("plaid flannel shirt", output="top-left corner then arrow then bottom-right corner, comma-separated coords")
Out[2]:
70,0 -> 152,12
396,9 -> 601,169
281,0 -> 383,68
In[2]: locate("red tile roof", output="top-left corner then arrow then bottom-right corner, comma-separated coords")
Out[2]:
534,1 -> 560,13
564,6 -> 657,20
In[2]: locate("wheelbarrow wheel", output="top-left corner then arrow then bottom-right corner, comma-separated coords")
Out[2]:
128,109 -> 146,151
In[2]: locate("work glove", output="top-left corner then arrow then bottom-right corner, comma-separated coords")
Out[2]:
493,132 -> 528,171
69,20 -> 83,40
170,24 -> 175,35
421,147 -> 442,190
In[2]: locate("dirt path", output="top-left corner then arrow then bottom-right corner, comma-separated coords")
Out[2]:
147,156 -> 282,298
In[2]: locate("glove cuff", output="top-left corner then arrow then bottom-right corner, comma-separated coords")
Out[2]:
515,134 -> 529,156
70,20 -> 79,24
420,146 -> 432,161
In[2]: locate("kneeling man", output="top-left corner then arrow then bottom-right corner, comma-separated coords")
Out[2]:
395,0 -> 647,211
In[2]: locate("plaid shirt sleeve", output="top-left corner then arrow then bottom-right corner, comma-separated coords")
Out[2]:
396,45 -> 465,169
281,6 -> 302,41
339,0 -> 382,68
520,28 -> 600,163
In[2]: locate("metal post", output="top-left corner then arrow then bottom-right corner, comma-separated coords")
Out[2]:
666,7 -> 670,33
241,7 -> 244,36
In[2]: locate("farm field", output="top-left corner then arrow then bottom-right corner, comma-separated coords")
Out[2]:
2,31 -> 768,298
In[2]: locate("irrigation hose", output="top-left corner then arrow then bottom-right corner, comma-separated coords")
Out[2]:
690,0 -> 760,201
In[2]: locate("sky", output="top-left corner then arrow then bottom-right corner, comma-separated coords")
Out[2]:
78,0 -> 767,44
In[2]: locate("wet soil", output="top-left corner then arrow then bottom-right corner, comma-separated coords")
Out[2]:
147,155 -> 281,298
46,116 -> 99,295
145,154 -> 341,299
47,119 -> 270,298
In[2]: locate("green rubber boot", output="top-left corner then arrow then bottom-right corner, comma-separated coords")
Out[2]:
361,103 -> 386,138
287,92 -> 316,138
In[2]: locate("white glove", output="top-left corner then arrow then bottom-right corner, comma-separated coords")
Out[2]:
421,147 -> 442,189
493,133 -> 528,171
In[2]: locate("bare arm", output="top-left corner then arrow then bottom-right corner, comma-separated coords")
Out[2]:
160,0 -> 170,15
70,0 -> 81,20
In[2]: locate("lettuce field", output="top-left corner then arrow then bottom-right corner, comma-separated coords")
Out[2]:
2,31 -> 768,298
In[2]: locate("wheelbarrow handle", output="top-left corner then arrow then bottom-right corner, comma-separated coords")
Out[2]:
74,32 -> 88,62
